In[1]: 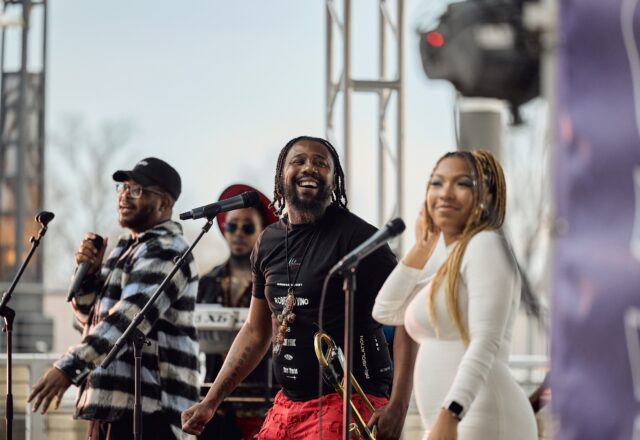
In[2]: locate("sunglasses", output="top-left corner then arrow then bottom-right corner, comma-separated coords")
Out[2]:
224,222 -> 256,235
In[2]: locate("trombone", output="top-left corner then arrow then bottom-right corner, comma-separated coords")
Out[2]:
314,331 -> 377,440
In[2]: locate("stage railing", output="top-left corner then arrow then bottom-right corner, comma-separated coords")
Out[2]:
0,353 -> 87,440
0,352 -> 548,440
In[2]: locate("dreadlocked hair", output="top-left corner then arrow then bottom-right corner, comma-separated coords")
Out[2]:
270,135 -> 348,215
425,149 -> 507,346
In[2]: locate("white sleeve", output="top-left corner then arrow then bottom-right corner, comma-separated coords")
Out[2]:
372,263 -> 427,325
443,231 -> 517,417
372,236 -> 447,325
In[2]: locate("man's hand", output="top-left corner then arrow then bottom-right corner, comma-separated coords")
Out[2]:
181,401 -> 217,436
27,367 -> 72,414
367,401 -> 407,440
75,233 -> 108,276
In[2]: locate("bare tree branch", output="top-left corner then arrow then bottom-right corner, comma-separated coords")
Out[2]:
44,116 -> 136,289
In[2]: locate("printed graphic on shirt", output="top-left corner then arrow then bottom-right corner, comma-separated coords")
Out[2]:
251,207 -> 397,400
360,335 -> 370,379
274,295 -> 310,306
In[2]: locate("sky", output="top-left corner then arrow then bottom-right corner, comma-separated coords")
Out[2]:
2,0 -> 551,358
34,0 -> 460,283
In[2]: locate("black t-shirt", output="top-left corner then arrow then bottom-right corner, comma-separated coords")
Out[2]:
251,204 -> 397,401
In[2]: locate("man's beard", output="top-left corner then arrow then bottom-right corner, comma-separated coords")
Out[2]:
119,204 -> 155,231
284,176 -> 333,220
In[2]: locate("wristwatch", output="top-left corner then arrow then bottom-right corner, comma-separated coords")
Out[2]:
446,400 -> 464,421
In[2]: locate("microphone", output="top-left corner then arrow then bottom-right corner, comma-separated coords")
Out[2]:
179,191 -> 260,220
36,211 -> 55,226
66,234 -> 105,302
330,217 -> 405,274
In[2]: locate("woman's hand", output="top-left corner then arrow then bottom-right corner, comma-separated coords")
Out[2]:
402,206 -> 440,269
415,207 -> 440,251
428,408 -> 459,440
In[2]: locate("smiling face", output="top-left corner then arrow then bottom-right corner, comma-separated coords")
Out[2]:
282,139 -> 335,222
426,156 -> 476,244
117,179 -> 170,234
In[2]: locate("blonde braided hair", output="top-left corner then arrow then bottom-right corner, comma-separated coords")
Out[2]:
425,149 -> 507,345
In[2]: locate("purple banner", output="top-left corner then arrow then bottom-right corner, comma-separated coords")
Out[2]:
552,0 -> 640,439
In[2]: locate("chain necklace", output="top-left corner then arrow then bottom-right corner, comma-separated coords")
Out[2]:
221,261 -> 251,307
272,221 -> 319,356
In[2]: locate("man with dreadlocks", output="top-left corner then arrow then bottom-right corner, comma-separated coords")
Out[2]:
373,150 -> 537,439
182,136 -> 418,439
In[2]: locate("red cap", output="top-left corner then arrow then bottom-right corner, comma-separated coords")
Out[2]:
216,184 -> 279,234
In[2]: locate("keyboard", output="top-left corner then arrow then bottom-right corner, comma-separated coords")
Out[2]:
194,305 -> 249,353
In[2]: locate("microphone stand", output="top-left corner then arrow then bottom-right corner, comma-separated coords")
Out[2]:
324,220 -> 404,439
101,218 -> 214,440
340,267 -> 357,440
0,221 -> 50,440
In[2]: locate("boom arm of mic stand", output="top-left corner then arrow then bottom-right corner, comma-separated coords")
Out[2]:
0,225 -> 48,312
102,218 -> 214,369
100,217 -> 214,440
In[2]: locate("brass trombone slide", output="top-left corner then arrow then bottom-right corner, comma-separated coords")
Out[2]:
314,331 -> 377,440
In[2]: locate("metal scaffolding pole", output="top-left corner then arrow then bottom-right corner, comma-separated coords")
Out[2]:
0,0 -> 52,361
14,0 -> 30,270
326,0 -> 404,252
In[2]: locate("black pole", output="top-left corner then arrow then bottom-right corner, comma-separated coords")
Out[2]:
2,307 -> 14,440
15,0 -> 32,276
0,220 -> 50,440
341,268 -> 356,440
131,328 -> 147,440
101,218 -> 214,439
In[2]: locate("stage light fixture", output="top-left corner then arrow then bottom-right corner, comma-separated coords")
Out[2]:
419,0 -> 541,123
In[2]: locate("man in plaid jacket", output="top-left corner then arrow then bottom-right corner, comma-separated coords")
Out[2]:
28,157 -> 200,440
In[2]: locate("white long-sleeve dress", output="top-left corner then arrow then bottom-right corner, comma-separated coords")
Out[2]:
373,230 -> 536,440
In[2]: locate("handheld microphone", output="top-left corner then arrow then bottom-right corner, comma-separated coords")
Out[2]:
179,191 -> 260,220
330,217 -> 405,274
36,211 -> 55,226
66,234 -> 104,302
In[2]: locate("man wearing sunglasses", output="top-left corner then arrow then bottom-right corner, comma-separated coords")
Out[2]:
196,184 -> 278,439
28,157 -> 200,440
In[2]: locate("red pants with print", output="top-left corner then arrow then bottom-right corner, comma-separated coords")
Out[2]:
256,390 -> 388,440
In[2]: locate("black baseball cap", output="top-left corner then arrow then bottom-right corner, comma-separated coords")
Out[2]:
113,157 -> 182,201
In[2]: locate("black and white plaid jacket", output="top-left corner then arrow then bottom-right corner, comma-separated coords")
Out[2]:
55,220 -> 200,438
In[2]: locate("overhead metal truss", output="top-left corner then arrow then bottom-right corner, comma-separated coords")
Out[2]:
325,0 -> 404,251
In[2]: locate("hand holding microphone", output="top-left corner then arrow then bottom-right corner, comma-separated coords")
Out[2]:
67,233 -> 107,302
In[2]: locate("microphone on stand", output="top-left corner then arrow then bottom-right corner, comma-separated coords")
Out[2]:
179,191 -> 260,220
66,234 -> 104,302
35,211 -> 55,226
330,217 -> 405,274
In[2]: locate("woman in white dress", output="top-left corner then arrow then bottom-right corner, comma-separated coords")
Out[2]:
372,150 -> 537,440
